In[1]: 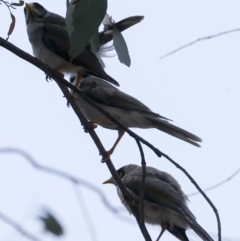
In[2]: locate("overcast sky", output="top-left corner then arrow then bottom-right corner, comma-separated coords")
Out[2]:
0,1 -> 240,241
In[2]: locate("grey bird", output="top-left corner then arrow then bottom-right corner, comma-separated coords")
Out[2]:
103,164 -> 213,241
71,75 -> 202,157
24,2 -> 143,86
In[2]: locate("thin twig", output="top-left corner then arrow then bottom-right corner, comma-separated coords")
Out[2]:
73,185 -> 98,241
135,140 -> 146,227
160,152 -> 221,241
66,0 -> 69,9
0,211 -> 41,241
189,167 -> 240,197
0,147 -> 118,214
0,37 -> 219,241
159,28 -> 240,59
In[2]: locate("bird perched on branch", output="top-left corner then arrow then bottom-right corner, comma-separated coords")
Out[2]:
103,164 -> 213,241
71,75 -> 201,158
24,2 -> 144,86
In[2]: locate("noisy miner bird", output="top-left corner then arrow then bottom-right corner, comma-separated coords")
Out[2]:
70,75 -> 201,158
24,2 -> 143,86
103,164 -> 213,241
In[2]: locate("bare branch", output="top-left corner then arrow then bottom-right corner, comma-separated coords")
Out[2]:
160,152 -> 221,241
160,28 -> 240,59
0,147 -> 119,214
66,0 -> 69,9
135,140 -> 146,227
0,211 -> 41,241
0,37 -> 220,241
189,167 -> 240,197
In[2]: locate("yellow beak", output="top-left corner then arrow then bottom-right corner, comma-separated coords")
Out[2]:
103,177 -> 114,184
25,3 -> 35,12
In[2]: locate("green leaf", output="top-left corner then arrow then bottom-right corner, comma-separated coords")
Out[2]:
66,0 -> 107,61
39,211 -> 64,236
90,29 -> 100,53
113,26 -> 131,67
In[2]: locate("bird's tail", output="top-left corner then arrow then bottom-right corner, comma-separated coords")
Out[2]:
115,16 -> 145,32
188,218 -> 214,241
145,116 -> 202,147
99,16 -> 144,46
168,226 -> 189,241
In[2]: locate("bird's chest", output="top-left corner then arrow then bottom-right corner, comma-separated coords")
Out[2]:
26,23 -> 68,69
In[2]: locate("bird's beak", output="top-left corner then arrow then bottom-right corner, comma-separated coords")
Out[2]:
25,3 -> 35,13
25,3 -> 38,23
103,177 -> 114,184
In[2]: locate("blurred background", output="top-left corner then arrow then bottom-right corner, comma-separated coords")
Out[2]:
0,0 -> 240,240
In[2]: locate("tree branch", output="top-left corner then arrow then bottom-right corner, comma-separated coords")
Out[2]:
160,152 -> 221,241
0,38 -> 152,240
136,140 -> 146,227
0,37 -> 220,241
189,167 -> 240,197
0,211 -> 41,241
159,28 -> 240,59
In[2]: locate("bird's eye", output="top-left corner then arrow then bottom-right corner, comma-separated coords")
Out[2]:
70,76 -> 75,83
119,172 -> 123,177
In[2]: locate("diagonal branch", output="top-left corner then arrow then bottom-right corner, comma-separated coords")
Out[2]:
0,37 -> 220,241
160,152 -> 221,241
189,167 -> 240,197
0,38 -> 151,241
159,28 -> 240,59
135,140 -> 146,227
0,211 -> 41,241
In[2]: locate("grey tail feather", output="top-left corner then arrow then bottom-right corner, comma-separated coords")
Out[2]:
87,70 -> 119,87
168,226 -> 189,241
145,116 -> 202,147
102,74 -> 119,87
115,16 -> 144,31
99,16 -> 144,46
189,218 -> 214,241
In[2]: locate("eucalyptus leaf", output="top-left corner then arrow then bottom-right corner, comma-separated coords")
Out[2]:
66,0 -> 107,61
90,29 -> 100,53
39,211 -> 63,236
113,27 -> 131,67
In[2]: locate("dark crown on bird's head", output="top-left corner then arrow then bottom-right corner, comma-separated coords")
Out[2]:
116,164 -> 138,179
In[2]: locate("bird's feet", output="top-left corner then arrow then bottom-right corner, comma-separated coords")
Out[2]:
101,149 -> 114,163
45,71 -> 64,81
45,73 -> 52,82
83,122 -> 98,133
66,93 -> 76,107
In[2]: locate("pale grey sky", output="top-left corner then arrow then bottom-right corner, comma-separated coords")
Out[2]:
0,1 -> 240,241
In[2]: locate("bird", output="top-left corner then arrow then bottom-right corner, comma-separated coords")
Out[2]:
24,2 -> 143,86
70,75 -> 202,158
103,164 -> 214,241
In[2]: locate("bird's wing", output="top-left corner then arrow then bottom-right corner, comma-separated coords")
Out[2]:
123,171 -> 189,217
80,77 -> 170,119
43,12 -> 66,27
42,23 -> 71,61
42,24 -> 119,86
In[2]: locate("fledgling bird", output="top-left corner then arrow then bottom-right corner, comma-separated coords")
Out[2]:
103,164 -> 213,241
71,75 -> 202,158
24,2 -> 143,86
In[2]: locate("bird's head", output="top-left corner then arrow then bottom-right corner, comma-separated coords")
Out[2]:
103,166 -> 127,186
24,2 -> 48,24
103,165 -> 138,185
